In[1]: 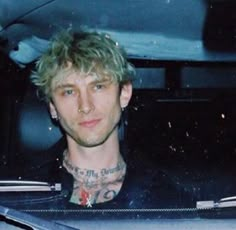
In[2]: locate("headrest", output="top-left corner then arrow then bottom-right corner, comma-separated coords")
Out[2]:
16,85 -> 63,153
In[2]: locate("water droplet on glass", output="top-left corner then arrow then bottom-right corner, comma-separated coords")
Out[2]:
169,145 -> 176,151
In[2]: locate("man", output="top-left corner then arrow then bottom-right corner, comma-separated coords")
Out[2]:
31,30 -> 134,207
30,30 -> 194,209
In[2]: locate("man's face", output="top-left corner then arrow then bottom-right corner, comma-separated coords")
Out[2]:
49,71 -> 132,147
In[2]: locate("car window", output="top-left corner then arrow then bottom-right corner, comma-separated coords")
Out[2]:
1,0 -> 236,229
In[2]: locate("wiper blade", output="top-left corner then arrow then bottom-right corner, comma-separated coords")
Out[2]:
0,180 -> 61,192
197,196 -> 236,209
0,205 -> 79,230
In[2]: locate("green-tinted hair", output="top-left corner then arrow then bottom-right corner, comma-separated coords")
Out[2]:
31,29 -> 135,101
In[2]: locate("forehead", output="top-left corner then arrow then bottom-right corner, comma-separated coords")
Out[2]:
51,69 -> 113,89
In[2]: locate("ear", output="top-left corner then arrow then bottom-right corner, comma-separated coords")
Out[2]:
49,101 -> 58,119
120,82 -> 133,109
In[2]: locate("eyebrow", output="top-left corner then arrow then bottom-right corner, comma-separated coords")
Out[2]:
54,84 -> 75,90
90,79 -> 112,84
54,79 -> 112,90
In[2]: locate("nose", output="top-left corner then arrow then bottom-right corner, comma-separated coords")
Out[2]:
78,89 -> 95,114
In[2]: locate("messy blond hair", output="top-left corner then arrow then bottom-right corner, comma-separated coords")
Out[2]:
31,29 -> 135,101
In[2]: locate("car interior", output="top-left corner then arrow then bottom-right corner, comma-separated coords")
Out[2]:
1,0 -> 236,229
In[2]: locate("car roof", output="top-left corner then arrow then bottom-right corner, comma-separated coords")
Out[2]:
0,0 -> 236,66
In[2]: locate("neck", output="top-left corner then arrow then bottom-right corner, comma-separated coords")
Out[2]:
63,151 -> 126,185
64,152 -> 126,205
65,128 -> 121,170
63,129 -> 127,205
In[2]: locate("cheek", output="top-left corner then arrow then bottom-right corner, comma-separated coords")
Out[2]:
101,95 -> 121,114
55,102 -> 78,120
107,101 -> 122,124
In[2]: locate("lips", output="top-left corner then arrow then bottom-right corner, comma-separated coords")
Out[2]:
79,119 -> 101,128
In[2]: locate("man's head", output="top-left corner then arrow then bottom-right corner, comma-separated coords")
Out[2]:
31,30 -> 135,102
31,30 -> 135,148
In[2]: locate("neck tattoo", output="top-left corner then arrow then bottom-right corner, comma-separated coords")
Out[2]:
63,150 -> 127,206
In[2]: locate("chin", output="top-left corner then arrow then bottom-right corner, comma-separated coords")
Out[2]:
75,125 -> 118,147
77,136 -> 108,148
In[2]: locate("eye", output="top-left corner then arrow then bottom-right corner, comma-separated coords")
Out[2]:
94,84 -> 105,91
64,89 -> 74,96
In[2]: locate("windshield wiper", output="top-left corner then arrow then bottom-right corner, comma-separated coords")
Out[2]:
197,196 -> 236,209
0,205 -> 78,230
0,180 -> 61,192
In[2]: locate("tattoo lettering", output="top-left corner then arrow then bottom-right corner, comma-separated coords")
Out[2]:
64,153 -> 126,181
100,162 -> 126,177
86,170 -> 98,179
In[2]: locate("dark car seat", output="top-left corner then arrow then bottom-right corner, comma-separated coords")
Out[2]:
10,84 -> 64,179
16,85 -> 63,154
